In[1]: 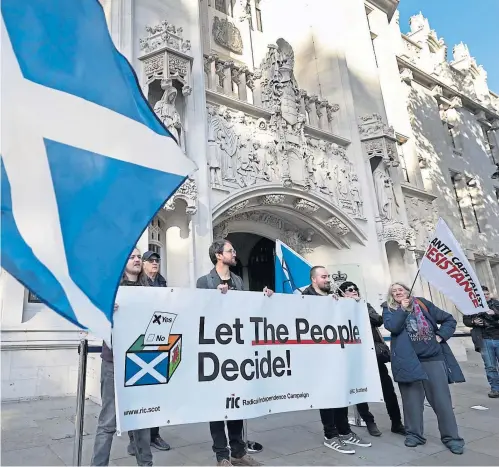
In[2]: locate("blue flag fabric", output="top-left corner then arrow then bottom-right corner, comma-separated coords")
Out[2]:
274,240 -> 312,294
0,0 -> 195,343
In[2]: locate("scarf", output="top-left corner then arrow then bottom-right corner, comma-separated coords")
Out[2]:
409,300 -> 432,341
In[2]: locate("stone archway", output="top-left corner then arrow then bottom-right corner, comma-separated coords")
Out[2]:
212,185 -> 367,254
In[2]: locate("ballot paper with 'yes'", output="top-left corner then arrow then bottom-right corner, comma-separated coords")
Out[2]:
143,312 -> 177,349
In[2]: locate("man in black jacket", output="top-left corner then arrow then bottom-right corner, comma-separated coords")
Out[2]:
337,281 -> 405,437
197,239 -> 273,466
127,251 -> 170,455
302,267 -> 371,455
463,285 -> 499,398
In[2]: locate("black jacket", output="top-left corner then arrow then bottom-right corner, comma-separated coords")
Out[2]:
196,267 -> 244,291
463,298 -> 499,352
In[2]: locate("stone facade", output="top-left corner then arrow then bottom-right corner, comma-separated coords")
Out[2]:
1,0 -> 498,400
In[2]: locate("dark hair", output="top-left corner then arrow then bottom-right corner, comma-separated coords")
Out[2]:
338,281 -> 359,296
482,285 -> 489,292
209,238 -> 231,265
310,265 -> 326,281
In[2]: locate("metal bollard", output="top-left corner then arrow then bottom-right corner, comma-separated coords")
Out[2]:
73,339 -> 89,466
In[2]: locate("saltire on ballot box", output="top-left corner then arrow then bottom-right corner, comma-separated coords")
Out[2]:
419,218 -> 487,315
0,0 -> 195,344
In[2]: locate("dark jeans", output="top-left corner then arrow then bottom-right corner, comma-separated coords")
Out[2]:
319,406 -> 351,439
128,427 -> 160,442
357,361 -> 402,424
480,338 -> 499,391
210,420 -> 246,461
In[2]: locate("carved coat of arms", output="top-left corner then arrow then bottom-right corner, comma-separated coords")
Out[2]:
212,16 -> 243,55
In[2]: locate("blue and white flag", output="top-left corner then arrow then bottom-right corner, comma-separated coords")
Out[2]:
0,0 -> 196,343
274,240 -> 312,294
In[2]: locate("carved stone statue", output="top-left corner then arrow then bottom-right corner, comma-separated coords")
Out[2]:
154,80 -> 185,150
207,107 -> 222,187
349,173 -> 363,218
373,166 -> 399,221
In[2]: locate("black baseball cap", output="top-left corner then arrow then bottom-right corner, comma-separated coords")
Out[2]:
143,251 -> 160,261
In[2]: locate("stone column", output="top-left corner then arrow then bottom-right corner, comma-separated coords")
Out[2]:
299,90 -> 308,118
222,60 -> 234,95
326,103 -> 339,133
204,54 -> 218,91
250,69 -> 262,107
233,65 -> 248,102
215,59 -> 226,93
306,95 -> 319,127
318,98 -> 329,130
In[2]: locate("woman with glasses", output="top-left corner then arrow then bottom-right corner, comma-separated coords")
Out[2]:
382,283 -> 464,455
337,282 -> 405,438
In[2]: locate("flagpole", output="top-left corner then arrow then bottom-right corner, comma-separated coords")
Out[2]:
408,269 -> 421,296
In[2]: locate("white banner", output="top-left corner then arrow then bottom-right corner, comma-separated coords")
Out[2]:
420,218 -> 487,315
112,287 -> 382,433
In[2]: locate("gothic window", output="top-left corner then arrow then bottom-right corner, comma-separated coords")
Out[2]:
450,172 -> 466,229
255,1 -> 263,32
397,142 -> 410,183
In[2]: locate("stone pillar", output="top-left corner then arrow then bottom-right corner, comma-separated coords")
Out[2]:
299,90 -> 308,118
215,59 -> 226,93
204,54 -> 218,91
222,60 -> 233,95
250,69 -> 262,107
137,230 -> 149,256
306,95 -> 319,127
233,65 -> 248,102
317,98 -> 329,130
326,103 -> 339,133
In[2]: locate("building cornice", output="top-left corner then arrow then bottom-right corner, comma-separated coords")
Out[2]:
400,183 -> 437,202
366,0 -> 400,21
397,57 -> 499,122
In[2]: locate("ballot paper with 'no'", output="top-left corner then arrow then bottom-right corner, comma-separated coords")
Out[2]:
143,312 -> 177,349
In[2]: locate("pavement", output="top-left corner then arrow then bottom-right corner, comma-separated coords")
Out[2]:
2,349 -> 499,466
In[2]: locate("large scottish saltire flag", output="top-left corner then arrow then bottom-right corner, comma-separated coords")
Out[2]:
0,0 -> 195,343
274,240 -> 312,294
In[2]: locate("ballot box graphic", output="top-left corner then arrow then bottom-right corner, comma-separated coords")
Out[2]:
124,311 -> 182,387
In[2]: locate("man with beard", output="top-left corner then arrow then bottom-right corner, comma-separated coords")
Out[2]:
196,239 -> 273,466
302,266 -> 371,455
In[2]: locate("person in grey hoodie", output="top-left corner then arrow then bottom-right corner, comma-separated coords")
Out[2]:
91,248 -> 154,466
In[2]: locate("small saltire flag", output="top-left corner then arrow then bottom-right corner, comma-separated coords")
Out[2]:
419,218 -> 487,315
0,0 -> 196,343
275,240 -> 312,294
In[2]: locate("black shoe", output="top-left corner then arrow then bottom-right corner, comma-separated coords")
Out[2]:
391,422 -> 407,436
366,422 -> 382,437
246,441 -> 263,454
151,435 -> 171,451
127,443 -> 136,456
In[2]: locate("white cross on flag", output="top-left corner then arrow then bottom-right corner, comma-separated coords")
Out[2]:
0,0 -> 196,344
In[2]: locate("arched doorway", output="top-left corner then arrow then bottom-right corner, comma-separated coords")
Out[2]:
248,237 -> 275,292
226,233 -> 275,292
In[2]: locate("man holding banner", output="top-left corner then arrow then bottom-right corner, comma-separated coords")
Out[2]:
302,266 -> 372,454
197,239 -> 273,466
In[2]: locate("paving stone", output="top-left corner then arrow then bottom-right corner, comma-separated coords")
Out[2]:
0,445 -> 65,466
466,435 -> 499,458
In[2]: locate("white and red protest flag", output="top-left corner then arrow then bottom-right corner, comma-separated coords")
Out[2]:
419,218 -> 488,315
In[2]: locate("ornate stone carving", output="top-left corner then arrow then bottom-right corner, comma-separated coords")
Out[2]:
326,103 -> 340,122
212,16 -> 243,54
358,113 -> 395,139
405,196 -> 438,250
325,217 -> 349,236
226,201 -> 249,217
259,194 -> 286,205
294,199 -> 319,213
164,177 -> 197,214
400,68 -> 413,84
206,104 -> 365,219
140,20 -> 190,54
154,79 -> 185,150
143,55 -> 163,76
260,39 -> 300,125
168,55 -> 189,78
213,221 -> 229,240
377,219 -> 413,249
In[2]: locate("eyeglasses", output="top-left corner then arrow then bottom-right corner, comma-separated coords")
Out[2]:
147,258 -> 160,263
223,249 -> 236,255
345,287 -> 358,293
